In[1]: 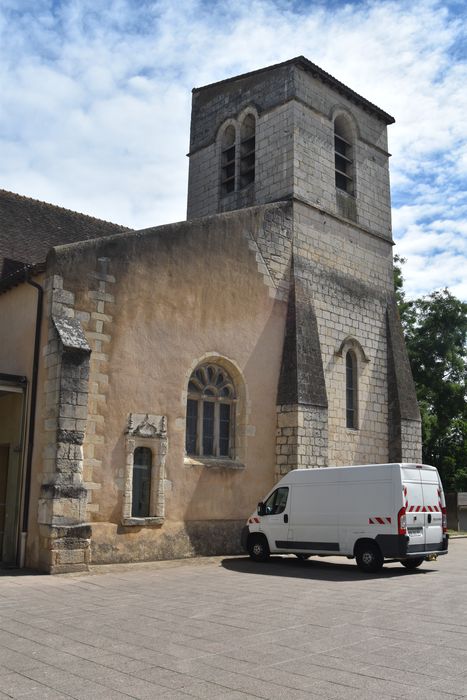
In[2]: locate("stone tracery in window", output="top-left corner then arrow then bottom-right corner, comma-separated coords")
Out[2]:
186,364 -> 236,458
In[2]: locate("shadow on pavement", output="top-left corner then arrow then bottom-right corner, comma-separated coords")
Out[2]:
221,555 -> 437,582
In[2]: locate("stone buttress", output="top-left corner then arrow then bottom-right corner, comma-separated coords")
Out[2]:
38,312 -> 91,573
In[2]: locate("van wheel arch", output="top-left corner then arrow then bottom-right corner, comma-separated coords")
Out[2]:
401,557 -> 424,570
354,539 -> 383,573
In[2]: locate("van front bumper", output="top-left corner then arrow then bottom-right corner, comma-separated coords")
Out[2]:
376,534 -> 449,559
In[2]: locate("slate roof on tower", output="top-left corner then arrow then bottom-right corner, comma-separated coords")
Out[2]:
192,55 -> 395,125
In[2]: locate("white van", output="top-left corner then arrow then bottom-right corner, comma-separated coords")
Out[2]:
241,463 -> 448,572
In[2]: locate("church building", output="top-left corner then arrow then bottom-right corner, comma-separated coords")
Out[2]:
0,57 -> 421,573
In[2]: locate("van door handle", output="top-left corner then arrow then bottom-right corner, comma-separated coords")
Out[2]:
284,514 -> 288,523
427,514 -> 432,524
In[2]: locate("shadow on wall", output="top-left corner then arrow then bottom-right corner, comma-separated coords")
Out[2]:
91,519 -> 244,565
185,519 -> 244,556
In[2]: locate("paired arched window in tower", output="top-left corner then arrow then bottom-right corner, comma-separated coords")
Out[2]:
345,350 -> 358,429
219,113 -> 256,196
186,363 -> 236,458
334,115 -> 354,195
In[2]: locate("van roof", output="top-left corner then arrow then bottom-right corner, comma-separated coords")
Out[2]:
293,463 -> 436,470
283,463 -> 437,481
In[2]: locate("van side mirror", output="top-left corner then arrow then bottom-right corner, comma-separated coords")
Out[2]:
257,502 -> 265,516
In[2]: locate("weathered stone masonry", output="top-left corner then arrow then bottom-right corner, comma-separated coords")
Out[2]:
276,263 -> 329,476
37,255 -> 116,572
38,309 -> 91,573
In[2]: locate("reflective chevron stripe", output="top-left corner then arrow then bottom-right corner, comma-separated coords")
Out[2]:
368,517 -> 392,525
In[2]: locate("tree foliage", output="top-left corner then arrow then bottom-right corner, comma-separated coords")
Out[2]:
394,257 -> 467,490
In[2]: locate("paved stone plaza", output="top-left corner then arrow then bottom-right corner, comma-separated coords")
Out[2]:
1,539 -> 467,699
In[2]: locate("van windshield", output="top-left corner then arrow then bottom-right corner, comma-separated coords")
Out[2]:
264,487 -> 289,515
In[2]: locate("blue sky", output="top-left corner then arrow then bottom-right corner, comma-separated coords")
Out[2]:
0,0 -> 466,299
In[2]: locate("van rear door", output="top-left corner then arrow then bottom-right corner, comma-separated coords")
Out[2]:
402,466 -> 425,548
403,465 -> 444,551
420,468 -> 443,549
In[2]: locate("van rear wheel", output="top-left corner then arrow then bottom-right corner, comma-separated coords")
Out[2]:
247,534 -> 270,562
355,542 -> 383,573
401,558 -> 424,570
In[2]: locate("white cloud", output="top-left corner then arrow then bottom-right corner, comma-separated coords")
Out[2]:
0,0 -> 466,297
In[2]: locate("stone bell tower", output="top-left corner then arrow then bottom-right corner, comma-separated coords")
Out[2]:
187,56 -> 421,472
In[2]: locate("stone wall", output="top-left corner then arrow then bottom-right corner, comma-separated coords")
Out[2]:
275,405 -> 328,477
291,200 -> 394,466
37,203 -> 292,568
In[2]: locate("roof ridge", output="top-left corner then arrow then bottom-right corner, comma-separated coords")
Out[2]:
0,188 -> 131,230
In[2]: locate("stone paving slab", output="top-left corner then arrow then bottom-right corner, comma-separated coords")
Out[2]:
1,540 -> 467,699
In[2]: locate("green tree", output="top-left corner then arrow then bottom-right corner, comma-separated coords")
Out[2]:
394,258 -> 467,490
393,255 -> 415,334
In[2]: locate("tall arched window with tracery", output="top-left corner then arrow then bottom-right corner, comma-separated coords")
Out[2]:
186,364 -> 236,457
345,350 -> 358,429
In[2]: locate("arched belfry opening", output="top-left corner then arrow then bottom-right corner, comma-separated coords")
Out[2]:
239,113 -> 256,188
334,114 -> 354,195
220,125 -> 236,195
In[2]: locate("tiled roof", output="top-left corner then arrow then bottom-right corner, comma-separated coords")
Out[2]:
0,189 -> 130,279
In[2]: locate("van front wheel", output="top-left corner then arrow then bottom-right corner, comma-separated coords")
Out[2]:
355,542 -> 383,573
247,534 -> 270,562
